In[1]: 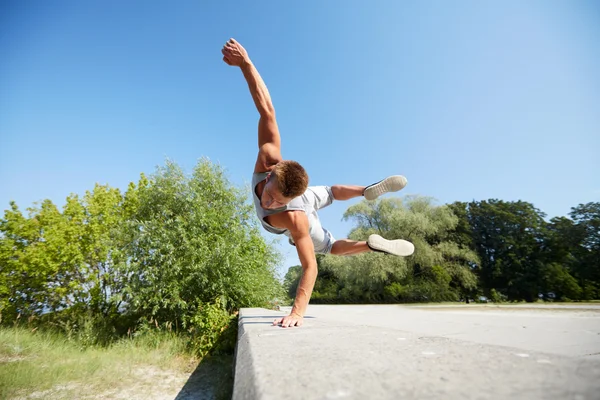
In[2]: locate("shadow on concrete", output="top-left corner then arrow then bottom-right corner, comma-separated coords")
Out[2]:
239,315 -> 281,319
175,355 -> 234,400
240,315 -> 316,320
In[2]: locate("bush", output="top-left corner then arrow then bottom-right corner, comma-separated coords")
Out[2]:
123,159 -> 283,330
185,301 -> 237,357
384,282 -> 405,299
489,288 -> 507,303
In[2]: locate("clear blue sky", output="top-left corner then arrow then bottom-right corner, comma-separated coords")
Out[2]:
1,1 -> 599,275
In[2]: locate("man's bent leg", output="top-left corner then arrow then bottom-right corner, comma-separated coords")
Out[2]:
330,239 -> 370,256
331,236 -> 415,257
331,185 -> 365,201
331,175 -> 408,202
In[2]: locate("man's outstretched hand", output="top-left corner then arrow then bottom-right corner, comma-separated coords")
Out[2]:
222,38 -> 250,67
273,312 -> 304,328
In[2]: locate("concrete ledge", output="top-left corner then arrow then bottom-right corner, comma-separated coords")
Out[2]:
232,305 -> 600,400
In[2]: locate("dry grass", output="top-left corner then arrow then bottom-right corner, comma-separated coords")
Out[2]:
0,327 -> 233,400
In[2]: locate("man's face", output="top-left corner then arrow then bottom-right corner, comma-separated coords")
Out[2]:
261,176 -> 291,210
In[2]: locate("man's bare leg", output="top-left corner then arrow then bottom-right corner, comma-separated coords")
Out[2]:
331,236 -> 414,257
329,180 -> 414,257
331,185 -> 365,201
331,175 -> 408,202
327,186 -> 369,255
331,239 -> 370,255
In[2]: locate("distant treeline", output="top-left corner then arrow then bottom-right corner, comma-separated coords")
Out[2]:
284,198 -> 599,304
1,159 -> 598,354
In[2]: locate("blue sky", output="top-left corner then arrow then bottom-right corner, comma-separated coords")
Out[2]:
1,1 -> 599,275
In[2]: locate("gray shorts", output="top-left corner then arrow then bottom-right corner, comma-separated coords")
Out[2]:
287,186 -> 336,254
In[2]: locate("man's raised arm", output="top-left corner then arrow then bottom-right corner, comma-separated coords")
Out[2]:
222,38 -> 281,172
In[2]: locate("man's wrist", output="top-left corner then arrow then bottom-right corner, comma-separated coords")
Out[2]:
290,309 -> 304,318
240,58 -> 252,70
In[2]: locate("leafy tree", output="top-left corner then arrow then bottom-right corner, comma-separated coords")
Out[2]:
539,263 -> 582,300
283,265 -> 302,299
0,199 -> 83,321
79,184 -> 128,318
0,189 -> 128,328
121,159 -> 283,330
446,202 -> 475,250
568,202 -> 600,299
544,217 -> 578,262
311,196 -> 478,303
1,201 -> 45,321
540,216 -> 582,300
467,200 -> 551,301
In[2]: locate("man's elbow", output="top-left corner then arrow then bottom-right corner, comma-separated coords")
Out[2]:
260,107 -> 276,120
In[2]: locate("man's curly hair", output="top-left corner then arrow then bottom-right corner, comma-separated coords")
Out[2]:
270,160 -> 309,199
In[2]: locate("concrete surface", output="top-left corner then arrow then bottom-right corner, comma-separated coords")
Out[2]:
232,304 -> 600,400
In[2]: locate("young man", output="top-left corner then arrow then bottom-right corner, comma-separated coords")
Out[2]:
222,38 -> 414,328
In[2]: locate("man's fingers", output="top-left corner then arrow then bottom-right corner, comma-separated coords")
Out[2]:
273,316 -> 302,328
283,318 -> 299,328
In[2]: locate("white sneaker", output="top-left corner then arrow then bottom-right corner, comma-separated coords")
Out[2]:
367,234 -> 414,256
363,175 -> 407,200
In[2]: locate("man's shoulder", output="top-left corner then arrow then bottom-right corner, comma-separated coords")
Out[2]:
266,209 -> 307,231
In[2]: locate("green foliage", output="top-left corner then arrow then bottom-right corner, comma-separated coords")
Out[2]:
489,288 -> 506,303
462,200 -> 550,301
1,158 -> 282,358
539,263 -> 582,301
2,154 -> 599,362
0,198 -> 96,321
568,202 -> 600,299
455,200 -> 600,302
0,186 -> 130,323
283,265 -> 302,299
303,196 -> 479,303
185,300 -> 237,357
121,159 -> 283,331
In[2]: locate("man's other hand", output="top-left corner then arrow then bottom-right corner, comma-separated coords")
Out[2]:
222,38 -> 250,67
273,312 -> 304,328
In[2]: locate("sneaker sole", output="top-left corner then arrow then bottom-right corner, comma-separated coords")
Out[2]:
364,175 -> 408,201
368,234 -> 415,257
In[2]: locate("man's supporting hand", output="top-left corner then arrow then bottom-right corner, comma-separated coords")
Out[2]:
273,312 -> 304,328
222,38 -> 250,67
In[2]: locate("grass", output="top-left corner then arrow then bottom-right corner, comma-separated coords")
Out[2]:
0,326 -> 233,399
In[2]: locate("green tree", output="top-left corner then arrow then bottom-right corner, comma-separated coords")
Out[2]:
541,216 -> 582,300
314,196 -> 478,303
0,201 -> 46,321
539,263 -> 582,300
467,200 -> 549,301
446,202 -> 475,250
122,159 -> 283,329
568,202 -> 600,299
283,265 -> 302,299
79,184 -> 128,318
0,198 -> 91,322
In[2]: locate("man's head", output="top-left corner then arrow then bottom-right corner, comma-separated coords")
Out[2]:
261,160 -> 308,209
